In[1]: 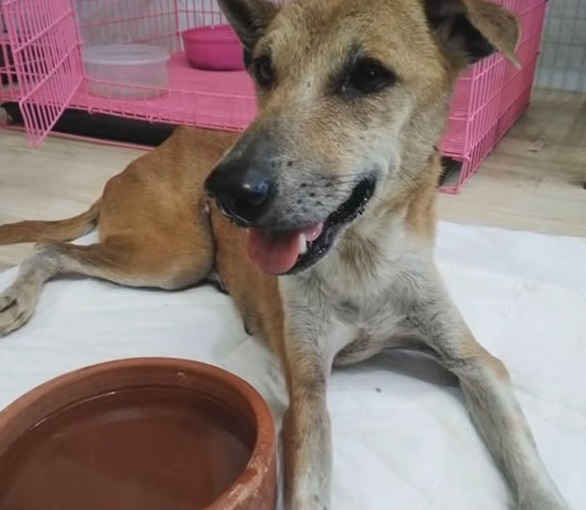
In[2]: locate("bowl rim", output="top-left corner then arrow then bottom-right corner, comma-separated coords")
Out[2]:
181,25 -> 240,42
0,357 -> 277,510
83,43 -> 170,66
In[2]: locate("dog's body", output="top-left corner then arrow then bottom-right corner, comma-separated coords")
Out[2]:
0,0 -> 570,509
0,127 -> 238,333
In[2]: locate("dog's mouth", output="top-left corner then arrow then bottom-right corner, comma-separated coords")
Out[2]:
247,177 -> 376,275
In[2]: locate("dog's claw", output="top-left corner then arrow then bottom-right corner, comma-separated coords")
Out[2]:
0,295 -> 15,313
0,288 -> 36,336
0,312 -> 27,336
517,491 -> 571,510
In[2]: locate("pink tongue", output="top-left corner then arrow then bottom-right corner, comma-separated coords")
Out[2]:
247,223 -> 323,275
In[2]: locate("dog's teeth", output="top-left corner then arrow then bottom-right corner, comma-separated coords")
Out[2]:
299,234 -> 308,254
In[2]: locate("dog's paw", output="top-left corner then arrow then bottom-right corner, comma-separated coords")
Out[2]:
517,492 -> 570,510
518,502 -> 569,510
288,500 -> 329,510
0,286 -> 38,336
286,492 -> 331,510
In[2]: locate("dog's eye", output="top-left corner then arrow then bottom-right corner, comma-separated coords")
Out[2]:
252,56 -> 275,87
345,58 -> 396,95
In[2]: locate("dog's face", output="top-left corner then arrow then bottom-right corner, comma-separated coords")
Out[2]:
205,0 -> 519,275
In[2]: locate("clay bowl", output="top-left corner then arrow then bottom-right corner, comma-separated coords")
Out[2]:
0,358 -> 277,510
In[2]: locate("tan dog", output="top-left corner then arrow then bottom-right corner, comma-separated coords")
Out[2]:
0,0 -> 569,509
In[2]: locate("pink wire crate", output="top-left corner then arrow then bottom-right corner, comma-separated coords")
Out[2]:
442,28 -> 544,157
498,85 -> 533,138
448,53 -> 508,121
0,0 -> 547,193
71,0 -> 261,133
446,0 -> 545,122
443,78 -> 501,155
71,51 -> 257,128
440,0 -> 547,192
440,124 -> 500,194
1,0 -> 84,138
0,31 -> 19,103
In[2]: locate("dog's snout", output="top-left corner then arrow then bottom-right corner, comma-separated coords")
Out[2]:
205,159 -> 274,225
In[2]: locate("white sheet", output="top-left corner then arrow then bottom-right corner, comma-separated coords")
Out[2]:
0,221 -> 585,510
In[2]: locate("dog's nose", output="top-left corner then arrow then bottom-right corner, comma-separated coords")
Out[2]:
205,162 -> 274,225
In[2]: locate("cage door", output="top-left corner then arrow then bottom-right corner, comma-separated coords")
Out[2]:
3,0 -> 84,146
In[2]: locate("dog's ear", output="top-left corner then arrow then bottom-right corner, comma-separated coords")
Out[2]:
217,0 -> 279,50
424,0 -> 521,69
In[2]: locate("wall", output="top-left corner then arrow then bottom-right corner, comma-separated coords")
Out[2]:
536,0 -> 586,92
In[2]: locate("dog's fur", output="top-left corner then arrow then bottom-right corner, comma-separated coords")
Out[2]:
0,0 -> 569,508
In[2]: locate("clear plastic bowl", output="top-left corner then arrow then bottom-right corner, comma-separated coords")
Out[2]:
83,44 -> 170,100
182,25 -> 244,71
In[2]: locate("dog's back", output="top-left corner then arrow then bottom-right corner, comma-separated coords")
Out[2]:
0,126 -> 237,247
0,126 -> 239,335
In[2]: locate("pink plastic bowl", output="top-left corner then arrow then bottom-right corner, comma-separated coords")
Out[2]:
182,25 -> 244,71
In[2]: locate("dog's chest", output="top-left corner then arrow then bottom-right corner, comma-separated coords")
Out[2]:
330,291 -> 403,334
322,230 -> 430,339
285,221 -> 432,349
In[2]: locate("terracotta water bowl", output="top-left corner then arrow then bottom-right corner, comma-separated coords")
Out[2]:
0,358 -> 277,510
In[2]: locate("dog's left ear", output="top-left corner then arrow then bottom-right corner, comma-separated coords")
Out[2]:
424,0 -> 521,69
217,0 -> 279,50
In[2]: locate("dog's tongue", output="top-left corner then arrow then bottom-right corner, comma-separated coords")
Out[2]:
247,223 -> 323,275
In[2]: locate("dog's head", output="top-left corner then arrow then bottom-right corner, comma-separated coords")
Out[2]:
205,0 -> 520,275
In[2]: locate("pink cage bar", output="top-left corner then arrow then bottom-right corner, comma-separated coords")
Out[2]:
0,0 -> 547,193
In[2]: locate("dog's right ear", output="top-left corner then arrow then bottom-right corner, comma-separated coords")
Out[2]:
217,0 -> 279,50
424,0 -> 521,70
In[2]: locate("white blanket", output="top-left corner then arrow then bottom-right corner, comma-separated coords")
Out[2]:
0,222 -> 585,510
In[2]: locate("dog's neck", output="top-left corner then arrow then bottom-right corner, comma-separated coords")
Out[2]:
289,92 -> 448,298
357,144 -> 441,243
294,148 -> 440,300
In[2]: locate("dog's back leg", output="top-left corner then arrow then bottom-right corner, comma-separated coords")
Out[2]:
0,236 -> 214,335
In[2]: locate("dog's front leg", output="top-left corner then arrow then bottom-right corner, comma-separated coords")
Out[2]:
282,359 -> 331,510
279,289 -> 343,510
405,272 -> 569,510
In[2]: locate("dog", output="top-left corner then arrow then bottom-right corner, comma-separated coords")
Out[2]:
0,0 -> 570,509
